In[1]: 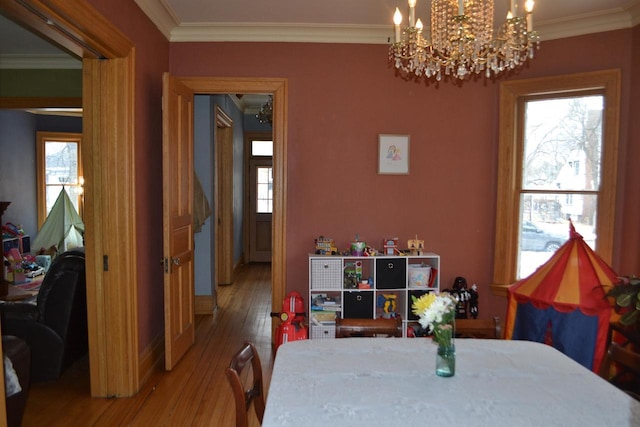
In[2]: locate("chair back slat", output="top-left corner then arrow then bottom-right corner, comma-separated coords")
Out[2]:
335,317 -> 403,338
455,317 -> 502,339
225,342 -> 265,427
599,342 -> 640,400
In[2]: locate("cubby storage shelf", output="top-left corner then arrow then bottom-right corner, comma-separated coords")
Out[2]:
308,253 -> 440,338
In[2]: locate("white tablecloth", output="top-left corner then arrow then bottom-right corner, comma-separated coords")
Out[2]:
263,338 -> 640,427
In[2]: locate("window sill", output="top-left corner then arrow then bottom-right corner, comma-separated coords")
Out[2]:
490,283 -> 510,298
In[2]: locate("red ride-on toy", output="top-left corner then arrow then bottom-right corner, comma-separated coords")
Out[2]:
271,291 -> 308,351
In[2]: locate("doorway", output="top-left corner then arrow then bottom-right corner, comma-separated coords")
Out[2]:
247,134 -> 273,263
2,1 -> 287,400
168,77 -> 287,344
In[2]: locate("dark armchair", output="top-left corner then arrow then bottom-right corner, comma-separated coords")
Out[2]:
0,248 -> 87,382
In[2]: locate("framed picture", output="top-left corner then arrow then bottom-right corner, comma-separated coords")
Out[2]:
378,134 -> 410,175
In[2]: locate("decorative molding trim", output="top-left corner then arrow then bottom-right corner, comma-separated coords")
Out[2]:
195,295 -> 215,314
537,7 -> 636,41
0,54 -> 81,69
134,0 -> 179,40
0,97 -> 82,109
171,23 -> 393,44
134,0 -> 639,45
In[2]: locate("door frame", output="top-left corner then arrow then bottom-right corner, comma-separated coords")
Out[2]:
0,1 -> 288,401
215,106 -> 234,285
178,77 -> 287,339
1,0 -> 139,397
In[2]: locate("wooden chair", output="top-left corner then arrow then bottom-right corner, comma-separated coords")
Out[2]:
335,317 -> 403,338
225,342 -> 266,427
455,317 -> 502,339
599,342 -> 640,401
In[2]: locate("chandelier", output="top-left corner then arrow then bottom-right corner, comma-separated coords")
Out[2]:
389,0 -> 539,81
256,96 -> 273,124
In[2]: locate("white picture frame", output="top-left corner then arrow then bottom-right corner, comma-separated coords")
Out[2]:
378,134 -> 410,175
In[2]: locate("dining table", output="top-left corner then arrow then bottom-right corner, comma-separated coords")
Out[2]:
262,338 -> 640,427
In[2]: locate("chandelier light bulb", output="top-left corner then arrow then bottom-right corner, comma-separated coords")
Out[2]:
525,0 -> 534,13
393,7 -> 403,42
525,0 -> 534,30
394,7 -> 403,25
416,18 -> 423,32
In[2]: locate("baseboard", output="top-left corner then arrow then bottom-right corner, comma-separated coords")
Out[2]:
138,333 -> 164,386
195,295 -> 215,314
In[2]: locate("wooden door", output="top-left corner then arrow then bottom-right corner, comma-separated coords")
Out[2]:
162,73 -> 195,369
249,157 -> 273,262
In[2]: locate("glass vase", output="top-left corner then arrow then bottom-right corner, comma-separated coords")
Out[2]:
435,343 -> 456,377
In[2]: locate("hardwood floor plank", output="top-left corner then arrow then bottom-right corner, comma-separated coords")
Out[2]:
21,263 -> 274,426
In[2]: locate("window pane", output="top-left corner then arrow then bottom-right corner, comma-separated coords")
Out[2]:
45,142 -> 79,185
523,96 -> 603,192
518,193 -> 598,278
252,140 -> 273,156
256,166 -> 273,213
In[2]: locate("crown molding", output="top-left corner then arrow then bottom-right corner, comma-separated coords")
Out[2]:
170,23 -> 393,44
536,7 -> 637,41
135,0 -> 178,40
0,54 -> 82,69
167,11 -> 638,45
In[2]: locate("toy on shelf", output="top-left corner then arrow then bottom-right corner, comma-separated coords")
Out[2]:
383,237 -> 400,255
315,236 -> 338,255
377,293 -> 398,318
407,235 -> 425,256
350,234 -> 366,256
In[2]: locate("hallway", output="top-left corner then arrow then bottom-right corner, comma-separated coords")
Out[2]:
21,263 -> 273,426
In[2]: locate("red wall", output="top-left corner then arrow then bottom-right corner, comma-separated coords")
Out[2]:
171,30 -> 635,320
79,0 -> 639,349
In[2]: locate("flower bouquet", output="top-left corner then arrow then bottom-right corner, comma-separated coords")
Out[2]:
412,292 -> 457,377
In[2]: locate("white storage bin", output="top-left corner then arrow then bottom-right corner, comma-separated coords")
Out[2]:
311,325 -> 336,339
310,259 -> 342,289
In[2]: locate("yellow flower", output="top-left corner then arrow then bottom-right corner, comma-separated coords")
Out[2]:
412,292 -> 436,316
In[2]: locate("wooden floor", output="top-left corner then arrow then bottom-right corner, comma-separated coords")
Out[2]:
21,263 -> 274,426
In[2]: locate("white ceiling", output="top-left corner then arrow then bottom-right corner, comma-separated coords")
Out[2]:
137,0 -> 640,43
1,0 -> 639,64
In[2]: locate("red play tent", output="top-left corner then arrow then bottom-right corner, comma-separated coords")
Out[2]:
505,222 -> 618,371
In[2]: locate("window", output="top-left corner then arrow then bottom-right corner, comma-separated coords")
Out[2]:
492,70 -> 620,295
36,132 -> 83,227
256,166 -> 273,213
251,139 -> 273,214
252,139 -> 273,156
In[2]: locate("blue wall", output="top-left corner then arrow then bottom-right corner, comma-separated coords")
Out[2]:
193,95 -> 246,296
0,110 -> 82,241
194,96 -> 215,296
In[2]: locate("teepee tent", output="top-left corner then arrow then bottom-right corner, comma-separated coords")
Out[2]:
32,189 -> 84,253
505,222 -> 618,372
